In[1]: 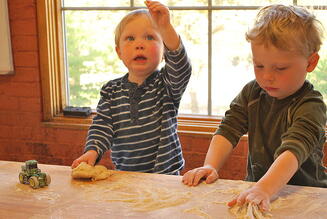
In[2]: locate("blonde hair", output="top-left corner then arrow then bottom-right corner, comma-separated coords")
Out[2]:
246,4 -> 324,57
114,9 -> 152,47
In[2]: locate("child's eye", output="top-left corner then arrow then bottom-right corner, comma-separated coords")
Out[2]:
255,65 -> 264,69
146,35 -> 154,40
276,67 -> 287,71
126,36 -> 135,41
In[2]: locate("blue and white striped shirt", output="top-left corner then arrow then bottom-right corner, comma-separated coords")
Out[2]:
85,41 -> 191,175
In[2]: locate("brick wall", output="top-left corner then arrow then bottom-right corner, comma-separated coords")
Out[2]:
0,0 -> 325,181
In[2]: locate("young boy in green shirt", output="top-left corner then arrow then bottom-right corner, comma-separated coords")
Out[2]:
182,4 -> 327,211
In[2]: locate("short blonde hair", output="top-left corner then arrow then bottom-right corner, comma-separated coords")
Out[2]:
246,4 -> 324,57
114,9 -> 152,47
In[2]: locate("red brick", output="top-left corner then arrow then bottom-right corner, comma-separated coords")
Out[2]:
0,75 -> 14,85
8,0 -> 36,11
31,127 -> 57,143
220,155 -> 247,179
0,144 -> 7,156
12,36 -> 38,51
180,135 -> 211,153
5,82 -> 40,97
13,126 -> 35,140
0,95 -> 19,111
232,139 -> 248,156
219,169 -> 246,180
0,82 -> 12,95
0,126 -> 13,139
18,97 -> 41,112
183,151 -> 206,169
47,142 -> 82,158
16,112 -> 42,127
3,141 -> 25,155
9,5 -> 36,20
10,20 -> 37,36
0,111 -> 20,126
53,129 -> 87,145
13,51 -> 39,67
12,67 -> 40,83
37,156 -> 64,165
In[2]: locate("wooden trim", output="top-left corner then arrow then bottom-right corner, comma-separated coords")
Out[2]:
37,0 -> 65,121
0,0 -> 14,75
41,112 -> 222,137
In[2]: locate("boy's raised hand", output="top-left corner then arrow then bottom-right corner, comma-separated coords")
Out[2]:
145,0 -> 179,51
145,0 -> 170,29
182,165 -> 219,186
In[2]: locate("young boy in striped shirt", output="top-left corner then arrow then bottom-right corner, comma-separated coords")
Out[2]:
72,1 -> 191,175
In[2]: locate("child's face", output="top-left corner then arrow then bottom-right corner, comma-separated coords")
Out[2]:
116,14 -> 164,84
251,43 -> 314,99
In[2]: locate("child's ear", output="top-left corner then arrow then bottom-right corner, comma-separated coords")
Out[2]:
115,46 -> 122,59
306,52 -> 320,72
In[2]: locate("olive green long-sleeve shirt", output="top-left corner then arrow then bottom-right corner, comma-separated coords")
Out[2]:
216,80 -> 327,187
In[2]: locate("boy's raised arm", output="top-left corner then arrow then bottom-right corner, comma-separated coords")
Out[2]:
145,0 -> 180,51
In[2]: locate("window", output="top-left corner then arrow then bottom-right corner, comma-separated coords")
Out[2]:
37,0 -> 327,134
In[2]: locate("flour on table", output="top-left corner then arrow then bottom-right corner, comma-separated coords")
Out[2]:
76,174 -> 192,212
229,202 -> 272,219
71,162 -> 112,181
184,207 -> 213,219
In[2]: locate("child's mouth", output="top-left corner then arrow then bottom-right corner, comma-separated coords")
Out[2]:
134,55 -> 147,61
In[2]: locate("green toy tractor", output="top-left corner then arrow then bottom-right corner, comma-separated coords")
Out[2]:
19,160 -> 51,189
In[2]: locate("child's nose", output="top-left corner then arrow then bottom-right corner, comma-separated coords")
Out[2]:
136,45 -> 144,50
135,39 -> 145,50
263,71 -> 274,81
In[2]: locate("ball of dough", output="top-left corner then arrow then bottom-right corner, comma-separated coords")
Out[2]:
71,162 -> 112,181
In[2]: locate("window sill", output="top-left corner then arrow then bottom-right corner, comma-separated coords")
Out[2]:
42,113 -> 327,141
42,114 -> 222,137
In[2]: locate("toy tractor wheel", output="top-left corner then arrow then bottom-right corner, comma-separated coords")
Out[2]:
19,173 -> 25,184
45,173 -> 51,185
29,176 -> 40,189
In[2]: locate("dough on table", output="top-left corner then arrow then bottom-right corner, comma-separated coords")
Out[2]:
71,162 -> 112,181
229,202 -> 272,219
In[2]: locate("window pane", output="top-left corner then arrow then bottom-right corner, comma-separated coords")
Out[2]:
64,11 -> 127,108
297,0 -> 326,5
134,0 -> 208,7
63,0 -> 130,7
62,1 -> 327,116
213,0 -> 292,6
212,10 -> 256,115
306,10 -> 327,104
171,11 -> 209,115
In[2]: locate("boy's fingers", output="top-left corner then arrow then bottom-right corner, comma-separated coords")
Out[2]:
205,171 -> 218,184
227,199 -> 237,207
71,160 -> 80,168
236,192 -> 247,206
192,170 -> 205,185
245,193 -> 257,203
260,199 -> 270,212
194,168 -> 215,186
182,168 -> 205,186
182,170 -> 195,185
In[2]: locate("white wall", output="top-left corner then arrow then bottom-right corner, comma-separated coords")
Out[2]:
0,0 -> 13,75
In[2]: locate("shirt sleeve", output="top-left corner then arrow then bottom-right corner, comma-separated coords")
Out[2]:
275,94 -> 326,166
215,81 -> 252,147
161,38 -> 192,109
84,85 -> 114,164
